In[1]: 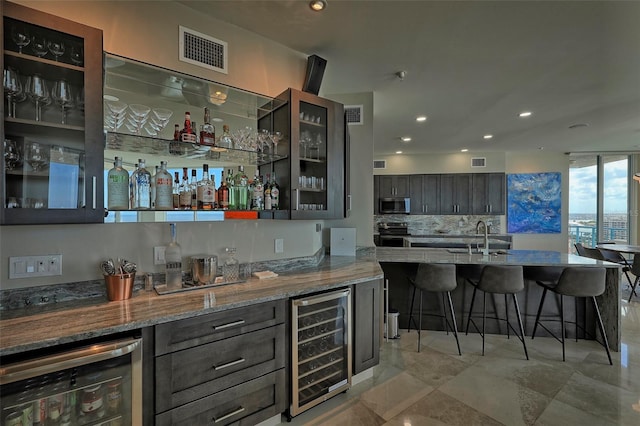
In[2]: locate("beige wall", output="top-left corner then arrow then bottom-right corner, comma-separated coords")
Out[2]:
374,152 -> 506,174
0,1 -> 358,289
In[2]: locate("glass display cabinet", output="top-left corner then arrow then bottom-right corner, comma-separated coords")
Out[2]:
1,2 -> 104,225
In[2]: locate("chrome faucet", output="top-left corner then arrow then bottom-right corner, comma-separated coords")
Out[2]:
476,220 -> 489,255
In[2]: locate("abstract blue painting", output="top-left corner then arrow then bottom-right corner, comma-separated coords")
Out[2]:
507,172 -> 561,234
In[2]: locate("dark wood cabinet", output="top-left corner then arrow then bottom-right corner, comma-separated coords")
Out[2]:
1,2 -> 104,225
440,173 -> 472,215
377,175 -> 410,198
472,173 -> 505,215
353,279 -> 383,374
409,174 -> 440,214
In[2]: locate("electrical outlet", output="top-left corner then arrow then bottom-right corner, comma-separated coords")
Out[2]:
275,238 -> 284,253
154,246 -> 166,265
9,255 -> 63,279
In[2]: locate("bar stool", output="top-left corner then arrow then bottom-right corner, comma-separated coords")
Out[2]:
575,243 -> 604,260
627,255 -> 640,302
532,267 -> 612,365
465,265 -> 528,359
407,263 -> 461,355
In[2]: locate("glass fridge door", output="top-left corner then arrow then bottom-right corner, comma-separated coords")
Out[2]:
0,338 -> 142,426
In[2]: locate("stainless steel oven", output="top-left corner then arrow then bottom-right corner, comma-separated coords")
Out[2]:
376,222 -> 410,247
290,288 -> 351,417
1,338 -> 142,425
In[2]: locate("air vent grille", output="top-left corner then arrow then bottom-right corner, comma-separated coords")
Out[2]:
179,26 -> 228,74
345,105 -> 363,125
373,160 -> 386,169
471,157 -> 486,167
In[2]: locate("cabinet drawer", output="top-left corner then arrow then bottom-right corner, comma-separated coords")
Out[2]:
155,369 -> 286,426
156,324 -> 286,412
155,299 -> 285,355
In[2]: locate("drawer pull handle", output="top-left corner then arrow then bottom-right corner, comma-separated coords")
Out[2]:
213,406 -> 245,423
213,319 -> 245,330
213,357 -> 245,371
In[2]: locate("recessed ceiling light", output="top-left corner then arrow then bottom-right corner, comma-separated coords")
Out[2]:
461,148 -> 469,152
518,111 -> 532,118
401,137 -> 412,142
212,117 -> 224,123
568,123 -> 589,129
103,94 -> 119,101
395,151 -> 403,154
309,0 -> 327,11
416,116 -> 427,122
483,134 -> 493,140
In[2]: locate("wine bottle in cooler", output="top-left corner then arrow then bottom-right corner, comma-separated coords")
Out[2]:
155,161 -> 174,210
107,156 -> 129,210
165,223 -> 182,287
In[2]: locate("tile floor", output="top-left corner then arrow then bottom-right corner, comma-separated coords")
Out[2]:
283,291 -> 640,425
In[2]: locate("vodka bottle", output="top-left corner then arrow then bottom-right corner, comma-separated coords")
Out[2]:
172,171 -> 180,209
150,165 -> 158,209
179,167 -> 191,209
155,161 -> 174,209
165,223 -> 182,287
251,170 -> 264,210
264,173 -> 272,210
218,124 -> 233,149
199,107 -> 216,146
217,170 -> 229,210
190,169 -> 198,210
129,162 -> 137,210
132,159 -> 151,210
270,171 -> 280,210
197,164 -> 215,209
107,156 -> 129,210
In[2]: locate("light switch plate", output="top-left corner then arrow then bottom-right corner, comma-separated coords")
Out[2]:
9,255 -> 63,279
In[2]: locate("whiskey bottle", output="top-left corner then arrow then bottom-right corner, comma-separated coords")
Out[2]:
131,159 -> 151,210
199,107 -> 216,146
197,164 -> 215,210
155,161 -> 174,210
217,170 -> 229,210
172,171 -> 180,209
107,156 -> 129,210
218,124 -> 233,149
179,167 -> 191,209
190,169 -> 198,210
170,124 -> 181,155
179,111 -> 196,143
270,171 -> 280,210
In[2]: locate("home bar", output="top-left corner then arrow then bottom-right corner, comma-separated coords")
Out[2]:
2,1 -> 640,425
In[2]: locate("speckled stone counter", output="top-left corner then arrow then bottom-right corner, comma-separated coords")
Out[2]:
0,257 -> 383,356
376,248 -> 622,351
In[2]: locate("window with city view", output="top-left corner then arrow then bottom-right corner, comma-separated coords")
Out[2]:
569,155 -> 629,252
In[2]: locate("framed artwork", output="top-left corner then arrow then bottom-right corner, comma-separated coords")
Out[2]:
507,172 -> 561,234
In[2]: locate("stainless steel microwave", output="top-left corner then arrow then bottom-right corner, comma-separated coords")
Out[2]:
378,197 -> 410,214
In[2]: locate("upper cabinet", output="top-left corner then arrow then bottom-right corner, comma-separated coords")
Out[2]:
440,173 -> 472,215
377,175 -> 410,198
1,2 -> 104,225
258,88 -> 346,220
409,174 -> 440,215
471,173 -> 505,215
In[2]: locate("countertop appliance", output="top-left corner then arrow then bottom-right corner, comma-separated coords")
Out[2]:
290,288 -> 352,417
378,197 -> 410,214
0,338 -> 142,425
376,222 -> 410,247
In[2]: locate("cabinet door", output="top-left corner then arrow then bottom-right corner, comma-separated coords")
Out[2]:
378,175 -> 409,198
440,174 -> 471,214
377,175 -> 396,198
373,175 -> 380,214
422,174 -> 440,214
1,3 -> 104,225
472,173 -> 505,215
409,175 -> 424,214
353,279 -> 382,374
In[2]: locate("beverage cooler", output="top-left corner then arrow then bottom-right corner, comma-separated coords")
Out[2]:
291,288 -> 351,417
0,338 -> 142,425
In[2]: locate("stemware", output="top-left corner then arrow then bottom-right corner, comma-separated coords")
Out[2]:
30,35 -> 48,58
52,79 -> 74,124
126,104 -> 151,135
104,100 -> 128,131
4,139 -> 22,171
270,131 -> 282,157
10,24 -> 30,53
3,67 -> 22,118
26,142 -> 48,172
69,43 -> 84,66
47,39 -> 66,62
25,74 -> 49,121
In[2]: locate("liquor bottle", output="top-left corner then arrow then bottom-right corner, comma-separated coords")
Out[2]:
199,107 -> 216,146
172,171 -> 180,209
179,111 -> 196,143
264,173 -> 272,210
270,171 -> 280,210
155,161 -> 174,209
107,156 -> 129,210
227,168 -> 237,210
131,159 -> 151,210
129,162 -> 137,210
165,223 -> 182,287
211,174 -> 218,209
218,124 -> 233,149
217,170 -> 229,210
170,124 -> 181,155
197,164 -> 215,210
234,165 -> 249,210
250,170 -> 264,210
179,167 -> 191,209
150,165 -> 159,209
190,169 -> 198,210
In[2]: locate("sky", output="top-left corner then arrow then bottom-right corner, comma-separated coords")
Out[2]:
569,158 -> 628,214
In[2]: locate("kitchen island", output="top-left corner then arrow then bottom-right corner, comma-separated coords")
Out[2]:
376,247 -> 622,351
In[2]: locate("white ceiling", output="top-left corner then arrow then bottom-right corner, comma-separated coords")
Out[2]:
178,0 -> 640,157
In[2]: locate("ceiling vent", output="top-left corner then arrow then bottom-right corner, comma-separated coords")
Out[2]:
345,105 -> 363,125
471,157 -> 486,168
179,26 -> 228,74
373,160 -> 386,169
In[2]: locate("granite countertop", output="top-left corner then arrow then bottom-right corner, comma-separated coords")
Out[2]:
0,257 -> 383,356
403,236 -> 510,245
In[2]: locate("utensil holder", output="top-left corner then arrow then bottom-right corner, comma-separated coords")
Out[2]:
104,273 -> 135,301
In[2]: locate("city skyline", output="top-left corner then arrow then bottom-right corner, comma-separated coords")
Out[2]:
569,158 -> 628,214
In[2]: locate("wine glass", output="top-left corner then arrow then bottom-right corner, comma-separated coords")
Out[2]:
10,24 -> 30,54
47,39 -> 65,62
4,138 -> 22,170
30,35 -> 48,58
25,74 -> 49,121
52,79 -> 74,124
69,43 -> 84,66
26,142 -> 48,172
270,131 -> 282,157
3,67 -> 22,118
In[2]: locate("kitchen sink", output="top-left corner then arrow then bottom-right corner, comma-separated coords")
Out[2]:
447,248 -> 509,255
